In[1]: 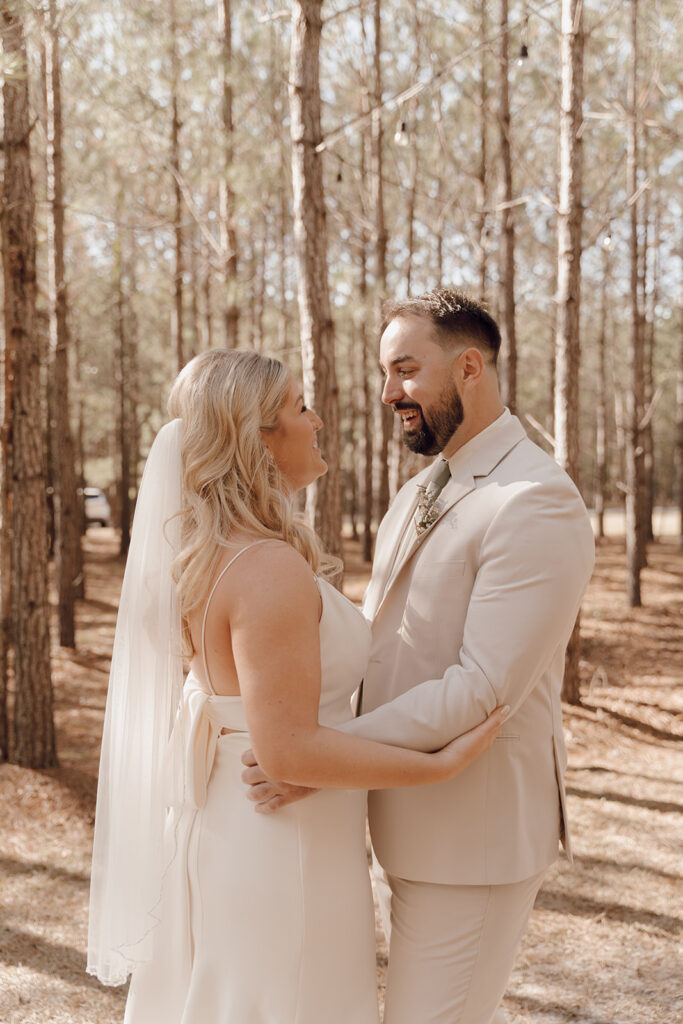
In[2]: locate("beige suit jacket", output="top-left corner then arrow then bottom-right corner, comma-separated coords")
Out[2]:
344,410 -> 595,886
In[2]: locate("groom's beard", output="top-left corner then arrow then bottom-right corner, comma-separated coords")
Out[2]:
395,382 -> 464,456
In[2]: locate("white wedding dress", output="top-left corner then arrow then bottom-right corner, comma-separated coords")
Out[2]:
124,552 -> 379,1024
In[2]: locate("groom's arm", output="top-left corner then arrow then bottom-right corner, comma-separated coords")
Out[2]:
242,480 -> 593,809
341,481 -> 594,752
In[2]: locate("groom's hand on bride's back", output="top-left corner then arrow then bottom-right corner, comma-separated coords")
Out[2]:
241,748 -> 318,813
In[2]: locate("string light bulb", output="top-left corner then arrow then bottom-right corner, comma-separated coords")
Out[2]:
516,9 -> 530,66
394,120 -> 410,147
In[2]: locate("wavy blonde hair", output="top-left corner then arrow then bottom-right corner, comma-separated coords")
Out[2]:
168,348 -> 324,653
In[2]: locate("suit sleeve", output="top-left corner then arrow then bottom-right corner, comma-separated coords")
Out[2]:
338,480 -> 595,751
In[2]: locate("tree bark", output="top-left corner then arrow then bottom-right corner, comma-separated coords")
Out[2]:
218,0 -> 239,348
625,0 -> 645,607
0,238 -> 11,762
357,60 -> 374,563
554,0 -> 585,705
45,0 -> 80,648
170,2 -> 184,370
371,0 -> 393,520
594,243 -> 610,542
278,173 -> 289,354
73,329 -> 87,544
114,218 -> 132,557
404,4 -> 421,297
190,227 -> 201,360
127,239 -> 141,494
289,0 -> 342,562
641,178 -> 657,543
202,226 -> 214,351
348,320 -> 360,542
476,0 -> 489,302
676,300 -> 683,550
1,6 -> 56,767
497,0 -> 517,412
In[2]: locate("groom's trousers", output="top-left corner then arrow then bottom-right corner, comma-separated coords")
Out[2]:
376,863 -> 547,1024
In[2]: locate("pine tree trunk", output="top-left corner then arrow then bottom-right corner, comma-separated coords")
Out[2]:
642,188 -> 659,543
278,176 -> 288,353
594,244 -> 609,542
73,330 -> 87,544
404,5 -> 420,296
348,320 -> 360,543
289,0 -> 342,562
405,143 -> 418,295
358,36 -> 374,562
1,7 -> 56,767
45,0 -> 79,648
255,213 -> 267,353
554,0 -> 585,705
497,0 -> 517,412
114,224 -> 132,557
0,274 -> 11,761
625,0 -> 645,607
372,0 -> 392,521
171,3 -> 184,369
127,244 -> 141,494
476,0 -> 489,302
219,0 -> 239,347
190,229 -> 201,359
202,228 -> 214,350
676,304 -> 683,550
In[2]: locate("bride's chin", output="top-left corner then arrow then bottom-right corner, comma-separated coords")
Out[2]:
290,464 -> 328,495
310,461 -> 329,485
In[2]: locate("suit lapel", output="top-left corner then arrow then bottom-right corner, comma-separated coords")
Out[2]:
372,464 -> 475,619
362,479 -> 423,620
368,411 -> 528,621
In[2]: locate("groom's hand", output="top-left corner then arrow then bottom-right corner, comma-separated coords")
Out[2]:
240,748 -> 318,813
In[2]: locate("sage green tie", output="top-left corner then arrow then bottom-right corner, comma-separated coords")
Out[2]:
414,458 -> 451,535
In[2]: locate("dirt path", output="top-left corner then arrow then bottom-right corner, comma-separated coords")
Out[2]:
1,531 -> 681,1023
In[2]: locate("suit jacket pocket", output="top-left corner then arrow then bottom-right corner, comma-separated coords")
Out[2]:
410,559 -> 466,580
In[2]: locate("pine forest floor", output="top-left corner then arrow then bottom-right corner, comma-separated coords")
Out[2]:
0,530 -> 681,1024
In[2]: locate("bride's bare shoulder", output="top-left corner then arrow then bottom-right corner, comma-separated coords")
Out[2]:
216,538 -> 318,608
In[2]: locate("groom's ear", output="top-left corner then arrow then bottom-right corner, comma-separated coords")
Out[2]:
458,347 -> 486,387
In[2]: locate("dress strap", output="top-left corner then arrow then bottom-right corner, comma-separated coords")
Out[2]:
200,540 -> 271,694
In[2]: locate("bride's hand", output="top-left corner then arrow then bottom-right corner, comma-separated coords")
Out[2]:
436,705 -> 510,780
241,748 -> 318,813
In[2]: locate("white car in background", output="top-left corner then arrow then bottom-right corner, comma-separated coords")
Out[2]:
84,487 -> 111,527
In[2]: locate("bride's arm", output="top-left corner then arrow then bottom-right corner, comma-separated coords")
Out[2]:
225,544 -> 506,792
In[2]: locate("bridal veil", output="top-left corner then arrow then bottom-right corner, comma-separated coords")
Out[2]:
87,418 -> 186,986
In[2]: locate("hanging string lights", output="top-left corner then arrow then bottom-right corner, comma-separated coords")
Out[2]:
517,4 -> 530,66
315,0 -> 558,154
393,119 -> 410,147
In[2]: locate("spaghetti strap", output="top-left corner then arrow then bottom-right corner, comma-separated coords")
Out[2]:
200,540 -> 271,695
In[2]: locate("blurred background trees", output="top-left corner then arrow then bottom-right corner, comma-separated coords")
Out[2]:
1,0 -> 681,760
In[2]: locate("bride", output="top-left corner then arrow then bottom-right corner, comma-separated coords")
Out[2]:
87,348 -> 507,1023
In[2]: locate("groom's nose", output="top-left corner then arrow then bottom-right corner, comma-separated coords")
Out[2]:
381,373 -> 404,405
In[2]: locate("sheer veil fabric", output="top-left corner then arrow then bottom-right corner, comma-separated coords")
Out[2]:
87,419 -> 186,986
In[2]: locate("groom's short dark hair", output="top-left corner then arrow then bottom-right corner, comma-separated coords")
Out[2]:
382,287 -> 501,364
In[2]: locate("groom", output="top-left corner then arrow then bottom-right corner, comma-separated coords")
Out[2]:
244,288 -> 595,1023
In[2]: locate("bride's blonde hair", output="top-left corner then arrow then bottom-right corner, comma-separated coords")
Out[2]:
168,348 -> 324,652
